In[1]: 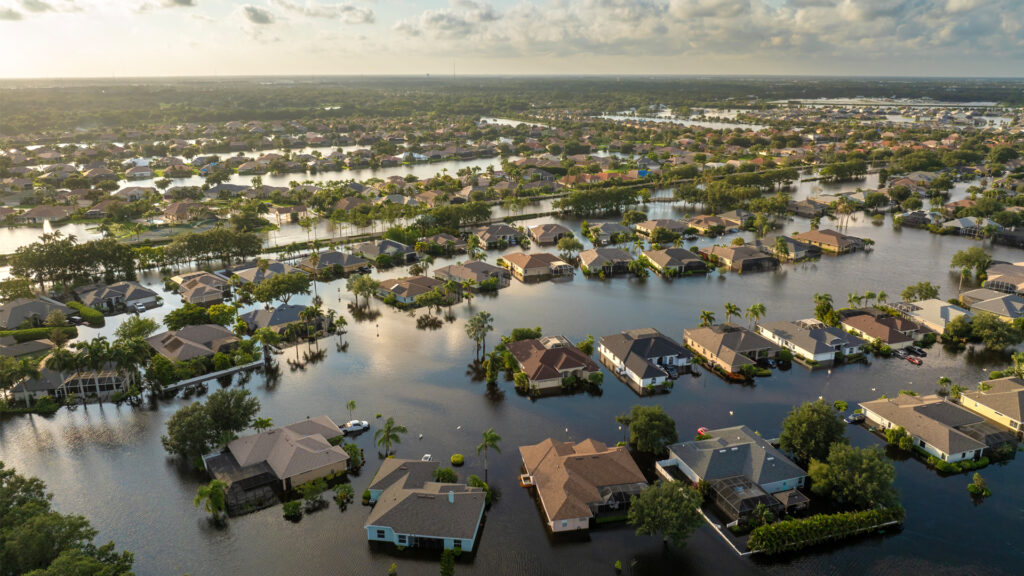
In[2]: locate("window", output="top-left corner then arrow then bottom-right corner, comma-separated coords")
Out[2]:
397,535 -> 407,544
561,520 -> 568,528
376,530 -> 385,539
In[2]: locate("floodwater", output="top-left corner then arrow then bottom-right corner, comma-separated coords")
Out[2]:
2,179 -> 1023,576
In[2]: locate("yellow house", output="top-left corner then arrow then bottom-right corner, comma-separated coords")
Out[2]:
961,377 -> 1024,433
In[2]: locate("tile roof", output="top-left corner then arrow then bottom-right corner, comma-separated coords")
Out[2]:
506,337 -> 600,382
228,416 -> 348,481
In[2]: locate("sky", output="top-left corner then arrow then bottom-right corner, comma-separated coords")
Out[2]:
0,0 -> 1022,79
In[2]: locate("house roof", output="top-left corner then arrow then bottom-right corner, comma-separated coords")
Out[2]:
578,248 -> 633,269
0,297 -> 72,330
758,320 -> 866,354
529,223 -> 572,242
984,263 -> 1024,291
683,324 -> 780,368
792,228 -> 863,250
968,292 -> 1024,319
351,239 -> 413,260
228,416 -> 348,481
666,425 -> 806,487
642,247 -> 705,269
476,223 -> 520,241
433,261 -> 506,284
75,281 -> 158,308
365,460 -> 486,541
147,324 -> 238,362
860,395 -> 988,455
840,314 -> 914,344
506,337 -> 600,382
502,252 -> 569,270
599,328 -> 690,379
965,377 -> 1024,421
227,261 -> 298,284
896,298 -> 970,330
238,304 -> 306,331
636,219 -> 687,233
300,250 -> 369,271
520,438 -> 647,522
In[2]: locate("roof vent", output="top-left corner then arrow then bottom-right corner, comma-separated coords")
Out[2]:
448,491 -> 455,504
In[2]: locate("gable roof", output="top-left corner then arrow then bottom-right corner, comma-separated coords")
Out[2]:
860,395 -> 987,455
599,328 -> 690,379
228,416 -> 348,480
0,297 -> 72,330
506,337 -> 600,381
965,377 -> 1024,421
520,438 -> 647,522
666,425 -> 806,487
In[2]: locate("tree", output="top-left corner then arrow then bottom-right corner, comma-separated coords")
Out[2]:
161,402 -> 214,463
745,302 -> 766,328
433,467 -> 458,483
576,334 -> 595,356
253,417 -> 273,432
205,388 -> 261,437
346,274 -> 380,308
951,247 -> 992,291
0,278 -> 34,303
901,281 -> 940,302
774,236 -> 790,260
193,480 -> 228,522
206,304 -> 237,326
698,310 -> 715,327
779,399 -> 847,464
970,311 -> 1022,350
556,236 -> 584,260
477,428 -> 502,483
375,416 -> 407,456
346,400 -> 357,419
627,481 -> 703,548
723,302 -> 741,324
620,405 -> 677,456
114,315 -> 158,340
252,272 -> 312,306
808,443 -> 898,510
440,549 -> 455,576
465,311 -> 494,361
813,293 -> 839,326
164,303 -> 210,330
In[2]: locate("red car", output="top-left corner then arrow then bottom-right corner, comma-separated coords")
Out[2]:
907,356 -> 922,366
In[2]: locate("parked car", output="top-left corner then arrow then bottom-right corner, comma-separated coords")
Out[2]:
907,346 -> 927,357
134,303 -> 147,313
844,413 -> 866,424
893,349 -> 908,359
341,419 -> 369,434
907,356 -> 922,366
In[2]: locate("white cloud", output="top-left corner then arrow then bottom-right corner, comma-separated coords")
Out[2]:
242,5 -> 275,24
270,0 -> 374,23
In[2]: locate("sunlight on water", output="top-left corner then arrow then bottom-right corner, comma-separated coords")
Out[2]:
42,219 -> 52,234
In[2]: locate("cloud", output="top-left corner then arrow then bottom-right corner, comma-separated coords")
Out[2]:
0,7 -> 23,20
242,5 -> 275,24
164,0 -> 197,6
270,0 -> 375,23
20,0 -> 54,13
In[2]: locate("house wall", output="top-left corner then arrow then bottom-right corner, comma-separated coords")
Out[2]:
550,517 -> 590,532
755,327 -> 835,363
862,406 -> 977,463
684,337 -> 745,373
961,396 -> 1023,432
843,326 -> 913,350
366,525 -> 477,551
285,460 -> 348,490
761,476 -> 807,494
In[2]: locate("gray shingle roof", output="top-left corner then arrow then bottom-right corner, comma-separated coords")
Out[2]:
666,425 -> 806,488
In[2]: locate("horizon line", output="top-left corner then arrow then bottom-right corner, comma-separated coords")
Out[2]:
2,73 -> 1024,82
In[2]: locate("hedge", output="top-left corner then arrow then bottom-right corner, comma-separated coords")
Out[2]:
748,507 -> 905,555
68,301 -> 105,327
0,325 -> 77,343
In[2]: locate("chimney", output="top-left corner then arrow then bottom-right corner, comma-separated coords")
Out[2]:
448,491 -> 455,504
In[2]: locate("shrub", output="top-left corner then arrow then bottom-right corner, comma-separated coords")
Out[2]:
0,326 -> 77,343
343,443 -> 362,469
68,301 -> 105,327
748,507 -> 905,554
450,453 -> 465,467
433,467 -> 458,483
467,474 -> 493,506
362,489 -> 371,505
282,500 -> 302,520
334,483 -> 355,507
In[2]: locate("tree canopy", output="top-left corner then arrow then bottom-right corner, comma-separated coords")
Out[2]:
627,481 -> 704,548
779,399 -> 847,464
808,443 -> 899,510
620,405 -> 677,456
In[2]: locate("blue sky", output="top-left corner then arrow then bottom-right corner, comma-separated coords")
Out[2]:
0,0 -> 1022,78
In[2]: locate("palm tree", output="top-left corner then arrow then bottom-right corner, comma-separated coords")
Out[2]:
698,310 -> 716,328
461,280 -> 476,306
374,417 -> 407,457
863,291 -> 877,306
253,417 -> 274,432
346,400 -> 356,420
442,279 -> 459,314
476,428 -> 502,483
723,302 -> 740,324
877,291 -> 888,306
745,303 -> 766,328
465,311 -> 494,361
847,293 -> 861,308
194,480 -> 228,522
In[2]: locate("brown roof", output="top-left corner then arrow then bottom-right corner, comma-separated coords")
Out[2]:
841,314 -> 913,345
520,438 -> 647,522
965,377 -> 1024,421
502,252 -> 568,270
860,395 -> 987,455
792,228 -> 862,250
506,337 -> 600,382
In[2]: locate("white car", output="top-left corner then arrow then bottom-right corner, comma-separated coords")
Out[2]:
341,420 -> 369,434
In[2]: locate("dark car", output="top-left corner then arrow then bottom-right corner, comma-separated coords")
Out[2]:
907,346 -> 927,357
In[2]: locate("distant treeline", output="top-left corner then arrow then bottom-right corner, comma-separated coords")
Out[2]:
2,76 -> 1022,134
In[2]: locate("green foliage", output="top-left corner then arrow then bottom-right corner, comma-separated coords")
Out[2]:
0,326 -> 77,343
440,549 -> 456,576
0,462 -> 134,575
927,454 -> 989,473
67,301 -> 105,327
809,443 -> 899,510
901,281 -> 940,302
967,473 -> 991,497
374,416 -> 408,456
620,405 -> 677,456
466,475 -> 494,506
114,315 -> 158,340
433,467 -> 458,483
450,454 -> 465,467
627,481 -> 703,548
343,443 -> 362,469
10,234 -> 136,293
252,272 -> 312,306
0,278 -> 34,303
748,507 -> 905,555
282,500 -> 302,520
194,480 -> 228,520
970,311 -> 1022,350
506,326 -> 542,342
164,302 -> 211,330
334,483 -> 355,507
298,478 -> 328,505
205,388 -> 261,436
160,401 -> 214,461
779,399 -> 848,463
576,334 -> 595,356
950,247 -> 992,279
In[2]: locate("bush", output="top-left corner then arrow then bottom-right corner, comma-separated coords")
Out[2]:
282,500 -> 302,520
450,453 -> 465,467
0,325 -> 77,343
334,483 -> 354,507
68,301 -> 105,327
343,443 -> 362,469
362,489 -> 371,505
467,474 -> 493,506
748,507 -> 905,554
433,467 -> 458,483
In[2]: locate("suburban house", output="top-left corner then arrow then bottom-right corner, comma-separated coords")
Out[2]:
753,235 -> 820,261
418,233 -> 468,253
501,252 -> 573,282
791,228 -> 865,254
505,336 -> 601,393
75,281 -> 159,312
11,366 -> 129,404
598,328 -> 691,393
634,219 -> 688,237
520,438 -> 647,533
224,260 -> 299,285
433,261 -> 510,289
365,459 -> 486,552
163,201 -> 210,223
475,223 -> 522,248
718,209 -> 753,228
351,239 -> 416,264
529,223 -> 573,245
860,395 -> 1014,463
683,323 -> 781,374
297,251 -> 370,276
687,214 -> 734,235
377,276 -> 449,305
125,165 -> 152,179
642,248 -> 708,276
173,271 -> 229,306
267,205 -> 308,225
589,222 -> 631,245
699,245 -> 778,273
206,412 -> 348,494
238,304 -> 309,334
788,198 -> 830,218
983,262 -> 1024,295
892,299 -> 971,333
840,312 -> 920,349
578,248 -> 633,276
960,377 -> 1024,434
756,319 -> 866,364
656,425 -> 809,521
960,288 -> 1024,320
147,324 -> 239,362
17,205 -> 74,224
0,297 -> 73,330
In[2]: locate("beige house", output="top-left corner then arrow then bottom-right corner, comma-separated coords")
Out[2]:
519,438 -> 647,533
505,336 -> 601,392
792,228 -> 865,254
501,252 -> 573,282
683,323 -> 780,374
961,377 -> 1024,433
225,416 -> 348,490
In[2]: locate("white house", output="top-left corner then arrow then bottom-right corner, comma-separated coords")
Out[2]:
598,328 -> 691,393
756,319 -> 866,363
860,395 -> 988,463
